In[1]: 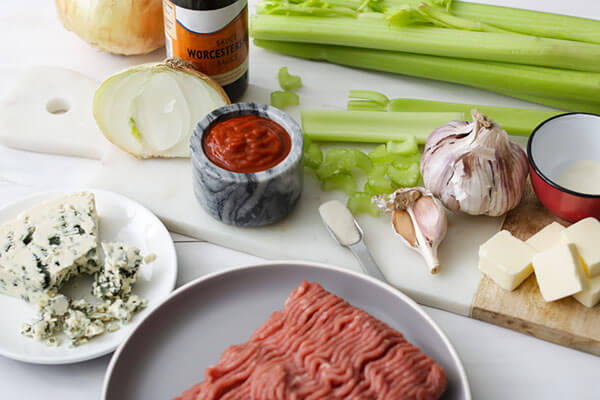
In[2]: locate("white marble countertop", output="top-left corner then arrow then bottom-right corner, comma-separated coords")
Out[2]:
1,0 -> 599,398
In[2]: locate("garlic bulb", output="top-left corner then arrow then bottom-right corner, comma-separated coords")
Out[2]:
421,110 -> 528,216
374,187 -> 447,274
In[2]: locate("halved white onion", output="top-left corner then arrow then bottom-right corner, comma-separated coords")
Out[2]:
93,58 -> 230,159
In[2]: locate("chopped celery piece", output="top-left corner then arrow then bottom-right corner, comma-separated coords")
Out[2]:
325,148 -> 356,171
303,134 -> 311,151
278,67 -> 302,91
368,144 -> 395,164
366,164 -> 395,194
364,180 -> 395,196
387,136 -> 417,155
321,173 -> 356,195
388,163 -> 420,187
301,110 -> 461,144
304,142 -> 323,169
323,148 -> 372,174
270,90 -> 299,109
347,192 -> 380,216
369,163 -> 388,179
254,40 -> 600,111
392,152 -> 422,169
369,144 -> 400,164
349,149 -> 373,172
316,162 -> 342,181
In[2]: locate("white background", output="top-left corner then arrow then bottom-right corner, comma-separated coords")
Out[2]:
1,0 -> 599,398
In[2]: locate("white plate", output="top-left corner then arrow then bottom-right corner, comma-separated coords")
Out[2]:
103,261 -> 471,400
0,189 -> 177,364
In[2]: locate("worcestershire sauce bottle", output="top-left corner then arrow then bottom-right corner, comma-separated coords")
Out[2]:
163,0 -> 249,100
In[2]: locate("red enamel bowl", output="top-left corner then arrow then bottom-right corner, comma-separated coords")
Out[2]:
528,113 -> 600,222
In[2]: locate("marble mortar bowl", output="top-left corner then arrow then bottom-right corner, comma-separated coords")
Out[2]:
190,103 -> 304,227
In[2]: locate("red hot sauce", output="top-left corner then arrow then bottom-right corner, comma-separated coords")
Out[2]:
203,115 -> 291,173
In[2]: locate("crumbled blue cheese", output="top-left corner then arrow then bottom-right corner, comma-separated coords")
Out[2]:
0,193 -> 100,303
63,309 -> 105,346
20,294 -> 70,344
16,217 -> 149,347
144,253 -> 157,264
92,242 -> 142,300
106,294 -> 148,323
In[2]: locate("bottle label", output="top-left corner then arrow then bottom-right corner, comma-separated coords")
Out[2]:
163,0 -> 249,87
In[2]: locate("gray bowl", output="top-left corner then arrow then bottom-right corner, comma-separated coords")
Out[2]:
102,261 -> 471,400
190,103 -> 303,227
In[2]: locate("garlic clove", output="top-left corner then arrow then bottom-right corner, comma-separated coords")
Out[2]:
392,210 -> 417,247
413,194 -> 448,246
375,187 -> 448,274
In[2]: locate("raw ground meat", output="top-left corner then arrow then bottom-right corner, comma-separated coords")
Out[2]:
174,281 -> 447,400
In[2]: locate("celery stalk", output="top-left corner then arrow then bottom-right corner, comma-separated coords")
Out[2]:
448,1 -> 600,45
370,98 -> 561,136
346,100 -> 385,112
251,14 -> 600,73
482,88 -> 600,115
254,40 -> 600,108
301,110 -> 464,144
382,0 -> 600,44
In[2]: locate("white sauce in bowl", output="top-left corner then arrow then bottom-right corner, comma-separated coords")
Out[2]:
557,160 -> 600,195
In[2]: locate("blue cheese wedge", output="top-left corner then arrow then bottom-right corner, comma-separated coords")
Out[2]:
92,242 -> 142,300
0,193 -> 100,303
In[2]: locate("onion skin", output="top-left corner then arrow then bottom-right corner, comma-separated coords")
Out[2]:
55,0 -> 165,55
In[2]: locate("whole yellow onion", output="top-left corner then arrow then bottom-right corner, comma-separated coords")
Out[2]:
55,0 -> 165,55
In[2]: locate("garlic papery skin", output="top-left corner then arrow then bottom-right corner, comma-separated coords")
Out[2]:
421,110 -> 528,217
374,187 -> 448,274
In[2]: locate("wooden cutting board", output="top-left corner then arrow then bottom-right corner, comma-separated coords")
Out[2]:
471,180 -> 600,356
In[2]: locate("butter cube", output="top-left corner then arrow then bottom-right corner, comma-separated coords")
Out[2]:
532,243 -> 587,302
561,217 -> 600,277
573,275 -> 600,308
526,222 -> 565,252
479,230 -> 535,291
